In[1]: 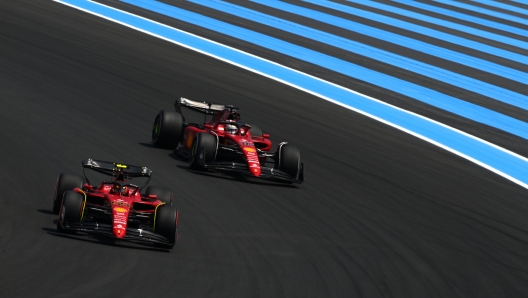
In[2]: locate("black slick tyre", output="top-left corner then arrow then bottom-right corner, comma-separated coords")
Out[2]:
152,110 -> 183,149
248,124 -> 262,138
53,173 -> 84,214
145,186 -> 173,206
57,190 -> 84,234
189,133 -> 217,169
277,144 -> 301,180
155,205 -> 177,249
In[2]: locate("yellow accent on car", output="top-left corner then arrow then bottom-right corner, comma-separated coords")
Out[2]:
152,202 -> 166,232
243,147 -> 256,152
114,207 -> 127,213
78,189 -> 87,222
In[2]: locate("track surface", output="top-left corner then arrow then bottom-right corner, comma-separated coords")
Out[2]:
1,1 -> 528,297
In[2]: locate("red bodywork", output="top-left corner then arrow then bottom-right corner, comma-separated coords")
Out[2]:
181,109 -> 272,177
73,181 -> 165,239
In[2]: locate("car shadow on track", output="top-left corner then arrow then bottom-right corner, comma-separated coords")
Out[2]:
41,220 -> 172,253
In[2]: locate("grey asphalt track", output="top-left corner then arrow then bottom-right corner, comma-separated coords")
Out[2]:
1,1 -> 528,297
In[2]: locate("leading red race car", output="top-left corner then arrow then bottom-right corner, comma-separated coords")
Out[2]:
151,97 -> 304,183
53,159 -> 178,249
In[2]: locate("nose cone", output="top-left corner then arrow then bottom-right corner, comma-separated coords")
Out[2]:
112,206 -> 129,238
250,165 -> 261,177
243,146 -> 261,177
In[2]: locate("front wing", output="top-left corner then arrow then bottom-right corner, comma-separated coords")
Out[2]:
60,222 -> 173,245
202,161 -> 304,183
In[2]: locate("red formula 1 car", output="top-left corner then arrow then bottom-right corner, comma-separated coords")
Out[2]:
151,97 -> 304,183
53,159 -> 178,248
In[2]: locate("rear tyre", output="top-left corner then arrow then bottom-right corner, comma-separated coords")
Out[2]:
152,110 -> 183,149
277,144 -> 301,180
155,205 -> 177,249
189,133 -> 217,169
53,173 -> 84,214
145,186 -> 173,206
248,124 -> 262,138
57,190 -> 84,234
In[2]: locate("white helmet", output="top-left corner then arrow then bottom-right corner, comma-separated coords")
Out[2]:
225,124 -> 237,134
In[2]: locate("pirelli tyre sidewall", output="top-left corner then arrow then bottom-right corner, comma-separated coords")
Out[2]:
155,205 -> 177,248
145,186 -> 173,206
57,190 -> 84,233
189,132 -> 217,169
152,110 -> 183,149
53,173 -> 84,214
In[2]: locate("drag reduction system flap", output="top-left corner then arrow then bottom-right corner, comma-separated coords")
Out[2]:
175,97 -> 232,115
81,159 -> 152,177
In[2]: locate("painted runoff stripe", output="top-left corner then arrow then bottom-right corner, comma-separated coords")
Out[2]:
471,0 -> 528,19
252,0 -> 528,86
191,0 -> 528,112
124,0 -> 528,140
347,0 -> 528,50
434,0 -> 528,27
393,0 -> 528,38
302,0 -> 528,65
53,0 -> 528,190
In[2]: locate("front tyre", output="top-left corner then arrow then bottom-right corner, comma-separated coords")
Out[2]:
145,186 -> 173,206
189,133 -> 217,169
152,110 -> 184,149
248,124 -> 262,138
276,144 -> 301,180
53,173 -> 84,214
57,190 -> 84,234
155,205 -> 178,249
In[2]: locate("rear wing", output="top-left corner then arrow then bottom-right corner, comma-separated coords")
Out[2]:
175,97 -> 234,115
82,159 -> 153,178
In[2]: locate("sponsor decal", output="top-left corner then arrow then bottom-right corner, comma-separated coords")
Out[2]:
114,207 -> 127,213
112,201 -> 130,207
116,163 -> 128,169
243,147 -> 256,152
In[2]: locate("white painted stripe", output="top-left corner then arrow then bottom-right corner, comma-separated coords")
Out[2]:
53,0 -> 528,190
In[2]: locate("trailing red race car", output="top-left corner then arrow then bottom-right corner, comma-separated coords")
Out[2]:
151,97 -> 304,183
53,159 -> 178,249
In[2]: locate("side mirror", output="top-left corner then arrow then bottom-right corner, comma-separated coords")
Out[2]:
262,133 -> 270,139
148,194 -> 158,199
83,184 -> 93,190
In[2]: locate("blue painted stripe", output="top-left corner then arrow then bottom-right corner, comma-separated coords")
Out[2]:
192,0 -> 528,111
123,0 -> 528,140
472,0 -> 528,19
252,1 -> 528,86
393,0 -> 528,38
435,0 -> 528,27
55,0 -> 528,189
303,0 -> 528,65
347,0 -> 528,50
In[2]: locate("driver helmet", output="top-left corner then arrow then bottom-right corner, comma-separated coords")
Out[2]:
110,184 -> 121,195
122,185 -> 129,196
225,124 -> 238,135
